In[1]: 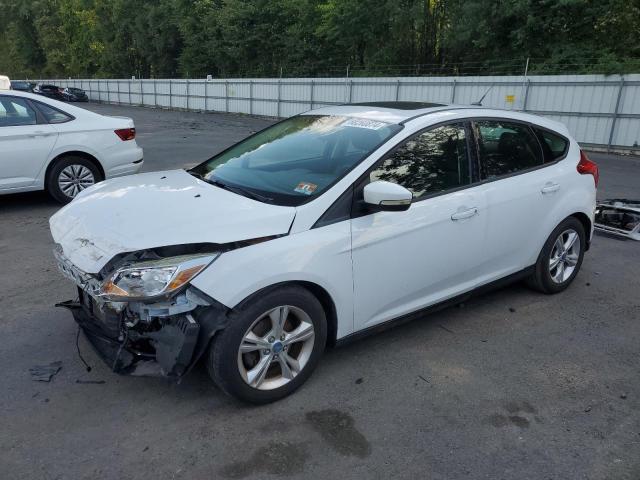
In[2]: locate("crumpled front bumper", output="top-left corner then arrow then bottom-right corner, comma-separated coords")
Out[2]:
57,288 -> 229,379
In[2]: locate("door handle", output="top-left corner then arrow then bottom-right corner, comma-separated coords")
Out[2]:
28,131 -> 52,138
451,207 -> 478,221
541,183 -> 560,194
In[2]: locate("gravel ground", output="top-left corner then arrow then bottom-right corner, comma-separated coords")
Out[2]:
1,103 -> 639,480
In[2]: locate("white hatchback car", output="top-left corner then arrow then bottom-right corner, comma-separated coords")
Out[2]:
0,90 -> 143,202
50,102 -> 598,403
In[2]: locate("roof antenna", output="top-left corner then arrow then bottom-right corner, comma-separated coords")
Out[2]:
471,85 -> 494,106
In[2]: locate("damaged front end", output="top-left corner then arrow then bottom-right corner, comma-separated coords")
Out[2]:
54,245 -> 229,379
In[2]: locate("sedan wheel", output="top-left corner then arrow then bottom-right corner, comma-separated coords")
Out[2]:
526,217 -> 585,294
58,165 -> 96,199
207,286 -> 327,403
238,305 -> 315,390
46,156 -> 102,204
548,229 -> 581,284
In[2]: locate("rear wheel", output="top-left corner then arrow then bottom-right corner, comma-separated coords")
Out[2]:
46,156 -> 102,203
526,217 -> 585,294
207,286 -> 327,404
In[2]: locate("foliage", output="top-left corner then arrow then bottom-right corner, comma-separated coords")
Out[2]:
0,0 -> 638,78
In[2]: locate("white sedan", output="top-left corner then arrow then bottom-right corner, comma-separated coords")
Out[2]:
50,102 -> 598,403
0,90 -> 143,202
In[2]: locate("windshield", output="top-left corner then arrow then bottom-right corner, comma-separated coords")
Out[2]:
190,115 -> 402,206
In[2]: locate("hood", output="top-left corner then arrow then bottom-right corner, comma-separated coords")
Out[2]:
50,169 -> 296,273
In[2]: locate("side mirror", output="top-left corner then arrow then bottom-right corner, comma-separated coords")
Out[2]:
363,180 -> 412,212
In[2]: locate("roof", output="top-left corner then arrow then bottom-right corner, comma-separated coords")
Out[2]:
302,101 -> 571,136
304,103 -> 456,124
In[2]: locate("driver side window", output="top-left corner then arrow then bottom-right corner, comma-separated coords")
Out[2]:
369,123 -> 471,199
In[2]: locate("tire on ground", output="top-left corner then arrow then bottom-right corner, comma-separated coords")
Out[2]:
526,216 -> 586,294
207,285 -> 327,404
46,155 -> 102,204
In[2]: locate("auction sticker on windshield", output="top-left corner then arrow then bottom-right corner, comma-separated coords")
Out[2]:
294,182 -> 318,195
342,118 -> 388,130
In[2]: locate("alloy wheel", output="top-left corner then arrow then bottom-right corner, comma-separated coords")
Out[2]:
549,228 -> 581,284
237,305 -> 315,391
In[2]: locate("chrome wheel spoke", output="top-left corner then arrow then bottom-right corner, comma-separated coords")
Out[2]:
278,354 -> 295,379
549,255 -> 562,270
247,353 -> 273,388
565,253 -> 579,267
240,331 -> 271,353
564,231 -> 578,251
283,321 -> 314,345
268,305 -> 289,338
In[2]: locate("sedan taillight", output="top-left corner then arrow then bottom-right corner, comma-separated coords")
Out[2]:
577,150 -> 599,187
114,128 -> 136,141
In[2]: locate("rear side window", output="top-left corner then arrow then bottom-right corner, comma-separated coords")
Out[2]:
475,120 -> 543,179
534,128 -> 568,162
34,102 -> 73,124
0,97 -> 37,127
370,123 -> 470,199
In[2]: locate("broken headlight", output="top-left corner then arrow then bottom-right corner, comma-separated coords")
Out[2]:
100,253 -> 219,301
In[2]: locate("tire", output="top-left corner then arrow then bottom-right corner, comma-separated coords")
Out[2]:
46,156 -> 102,204
207,285 -> 327,404
526,217 -> 586,294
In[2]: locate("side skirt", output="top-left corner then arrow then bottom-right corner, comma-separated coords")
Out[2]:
335,266 -> 535,347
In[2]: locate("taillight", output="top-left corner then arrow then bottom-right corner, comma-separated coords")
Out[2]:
114,128 -> 136,141
577,150 -> 599,187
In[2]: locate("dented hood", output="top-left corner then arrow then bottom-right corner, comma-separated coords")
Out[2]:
49,169 -> 296,273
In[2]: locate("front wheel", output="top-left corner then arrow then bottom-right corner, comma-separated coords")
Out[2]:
526,217 -> 586,294
207,286 -> 327,404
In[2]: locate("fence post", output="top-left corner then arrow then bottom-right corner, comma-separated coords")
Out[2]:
277,79 -> 281,117
204,80 -> 209,111
169,79 -> 173,108
249,80 -> 253,115
106,80 -> 110,104
607,77 -> 625,153
153,78 -> 157,107
97,80 -> 101,103
451,79 -> 457,103
117,80 -> 120,104
140,79 -> 144,106
395,80 -> 401,101
310,80 -> 315,110
225,80 -> 229,112
186,79 -> 190,110
128,79 -> 132,105
522,79 -> 531,112
348,80 -> 353,103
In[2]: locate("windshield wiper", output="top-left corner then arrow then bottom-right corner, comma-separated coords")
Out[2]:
188,170 -> 273,203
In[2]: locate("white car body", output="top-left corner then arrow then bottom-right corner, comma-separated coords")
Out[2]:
49,103 -> 597,400
0,90 -> 143,196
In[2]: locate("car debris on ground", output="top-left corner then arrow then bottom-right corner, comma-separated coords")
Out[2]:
29,361 -> 62,382
594,199 -> 640,241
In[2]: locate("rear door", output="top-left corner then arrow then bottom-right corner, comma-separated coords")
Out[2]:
0,96 -> 58,190
471,119 -> 564,281
351,121 -> 488,330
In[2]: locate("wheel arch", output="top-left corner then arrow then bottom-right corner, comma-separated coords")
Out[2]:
569,211 -> 592,250
234,280 -> 339,348
44,150 -> 105,188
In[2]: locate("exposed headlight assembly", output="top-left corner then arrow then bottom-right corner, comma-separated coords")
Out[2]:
100,253 -> 219,301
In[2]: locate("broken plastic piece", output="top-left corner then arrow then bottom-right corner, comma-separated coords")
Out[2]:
30,361 -> 62,382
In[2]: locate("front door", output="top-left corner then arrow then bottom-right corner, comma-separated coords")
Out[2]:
351,121 -> 487,330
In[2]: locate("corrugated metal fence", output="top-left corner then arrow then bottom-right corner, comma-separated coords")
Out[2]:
42,74 -> 640,152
